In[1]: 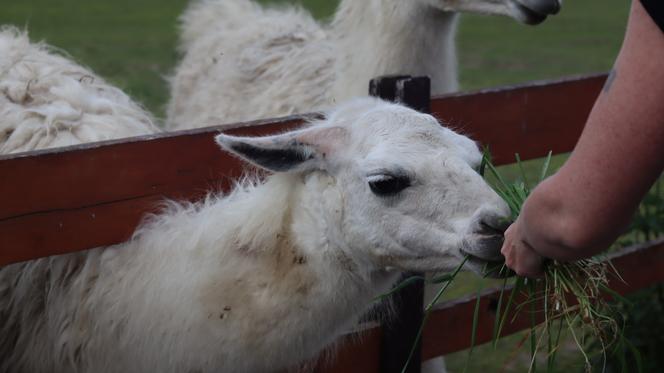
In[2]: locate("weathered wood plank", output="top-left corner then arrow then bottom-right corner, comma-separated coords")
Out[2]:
0,116 -> 309,219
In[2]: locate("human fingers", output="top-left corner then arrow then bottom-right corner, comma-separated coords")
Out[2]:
501,222 -> 544,278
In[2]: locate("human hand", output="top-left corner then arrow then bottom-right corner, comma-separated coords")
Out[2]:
500,218 -> 545,278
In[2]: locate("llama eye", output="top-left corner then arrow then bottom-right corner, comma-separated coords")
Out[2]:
367,174 -> 411,196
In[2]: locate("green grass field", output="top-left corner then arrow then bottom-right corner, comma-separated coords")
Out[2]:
0,1 -> 633,371
0,0 -> 629,118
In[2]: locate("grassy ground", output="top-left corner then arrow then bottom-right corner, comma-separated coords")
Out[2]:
457,1 -> 629,90
0,1 -> 633,372
0,0 -> 629,117
0,0 -> 188,118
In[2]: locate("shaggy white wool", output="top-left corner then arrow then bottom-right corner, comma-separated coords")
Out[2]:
0,98 -> 511,372
0,27 -> 158,154
167,0 -> 335,129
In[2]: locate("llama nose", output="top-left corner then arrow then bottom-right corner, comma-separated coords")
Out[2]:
515,0 -> 561,16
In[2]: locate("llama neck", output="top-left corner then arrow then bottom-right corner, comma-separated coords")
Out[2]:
282,172 -> 399,352
157,174 -> 398,368
330,0 -> 459,100
283,171 -> 399,312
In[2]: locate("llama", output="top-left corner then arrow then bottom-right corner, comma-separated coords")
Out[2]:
0,27 -> 158,154
166,0 -> 561,129
1,97 -> 511,372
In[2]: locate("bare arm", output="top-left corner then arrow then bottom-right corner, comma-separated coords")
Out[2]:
502,0 -> 664,276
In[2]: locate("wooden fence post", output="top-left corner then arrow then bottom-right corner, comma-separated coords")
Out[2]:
369,75 -> 431,373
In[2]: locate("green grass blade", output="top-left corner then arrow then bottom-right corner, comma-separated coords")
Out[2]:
544,276 -> 553,373
464,288 -> 483,373
515,153 -> 531,191
492,277 -> 509,348
497,277 -> 525,341
484,156 -> 512,194
429,273 -> 455,284
512,183 -> 529,206
606,259 -> 627,284
565,314 -> 591,371
548,316 -> 564,371
539,151 -> 553,182
479,146 -> 491,177
372,275 -> 424,302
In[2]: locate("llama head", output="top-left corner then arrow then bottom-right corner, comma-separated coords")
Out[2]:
422,0 -> 561,25
216,98 -> 510,276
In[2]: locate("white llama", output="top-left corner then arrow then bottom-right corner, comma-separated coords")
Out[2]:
0,27 -> 158,154
166,0 -> 561,129
0,97 -> 511,372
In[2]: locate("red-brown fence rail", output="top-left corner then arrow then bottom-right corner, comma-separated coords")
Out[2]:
2,72 -> 661,372
0,73 -> 606,266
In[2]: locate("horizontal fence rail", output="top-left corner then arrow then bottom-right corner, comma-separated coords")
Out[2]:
0,74 -> 607,266
430,73 -> 605,165
0,116 -> 309,265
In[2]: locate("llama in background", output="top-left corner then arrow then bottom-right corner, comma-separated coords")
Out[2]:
167,0 -> 560,129
0,27 -> 157,154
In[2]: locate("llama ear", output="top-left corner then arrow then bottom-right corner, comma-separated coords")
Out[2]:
215,126 -> 347,173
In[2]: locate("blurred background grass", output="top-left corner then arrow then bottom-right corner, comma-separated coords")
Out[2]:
0,0 -> 629,118
0,1 -> 635,371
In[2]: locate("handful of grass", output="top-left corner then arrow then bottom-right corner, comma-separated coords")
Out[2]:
482,150 -> 632,373
394,151 -> 636,373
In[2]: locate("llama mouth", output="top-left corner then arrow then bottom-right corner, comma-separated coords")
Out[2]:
511,0 -> 561,25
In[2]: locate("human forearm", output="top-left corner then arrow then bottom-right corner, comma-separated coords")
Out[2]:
516,176 -> 629,261
514,0 -> 664,261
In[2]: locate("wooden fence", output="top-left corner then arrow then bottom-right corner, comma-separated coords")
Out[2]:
1,73 -> 662,372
